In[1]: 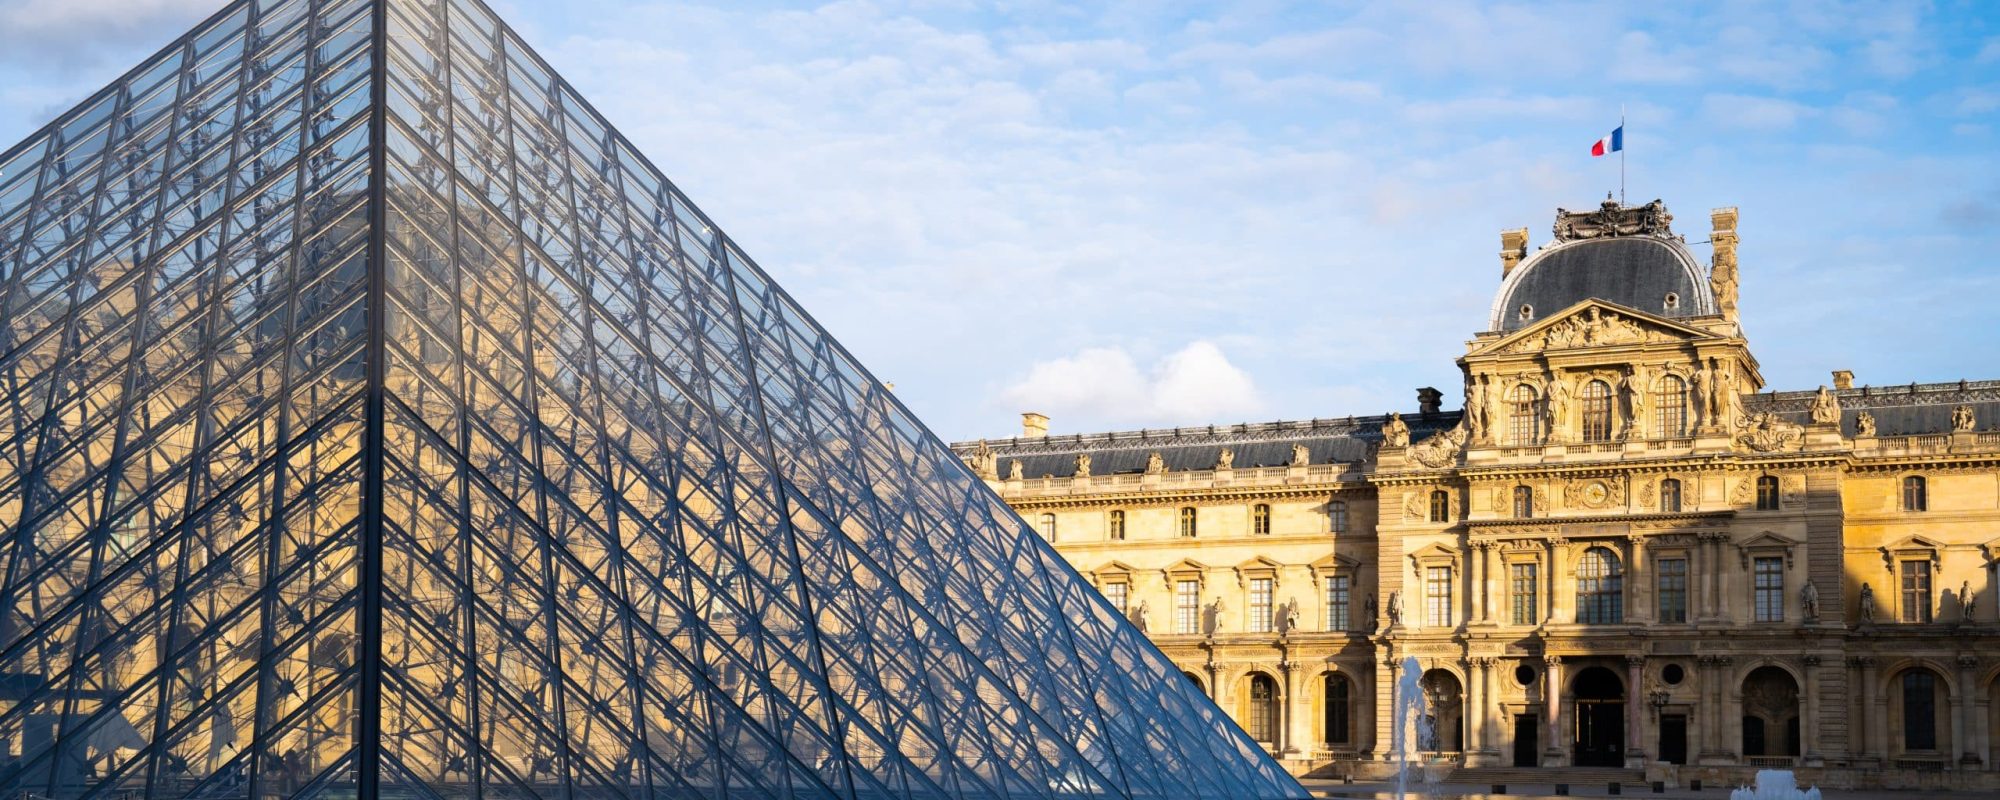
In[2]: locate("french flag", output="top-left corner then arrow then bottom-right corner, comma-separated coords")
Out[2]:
1591,125 -> 1624,157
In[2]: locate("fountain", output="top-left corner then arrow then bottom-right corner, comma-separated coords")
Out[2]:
1728,769 -> 1823,800
1389,656 -> 1437,800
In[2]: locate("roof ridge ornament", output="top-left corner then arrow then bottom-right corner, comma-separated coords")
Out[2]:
1552,197 -> 1673,241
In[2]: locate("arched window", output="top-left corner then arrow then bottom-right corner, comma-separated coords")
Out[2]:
1179,507 -> 1198,538
1902,670 -> 1939,751
1327,500 -> 1349,534
1248,675 -> 1278,743
1512,486 -> 1533,518
1654,375 -> 1688,438
1038,513 -> 1056,541
1509,384 -> 1540,445
1428,490 -> 1450,523
1903,476 -> 1927,512
1581,380 -> 1613,442
1576,547 -> 1624,624
1659,478 -> 1682,513
1324,674 -> 1353,746
1756,476 -> 1780,510
1253,504 -> 1272,535
1108,510 -> 1126,540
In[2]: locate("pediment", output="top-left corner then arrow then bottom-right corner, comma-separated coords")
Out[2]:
1407,543 -> 1460,575
1310,552 -> 1362,573
1736,531 -> 1801,568
1474,299 -> 1715,357
1233,556 -> 1286,587
1883,534 -> 1947,554
1090,560 -> 1140,581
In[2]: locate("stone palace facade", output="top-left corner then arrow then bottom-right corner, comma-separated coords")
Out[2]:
951,200 -> 2000,789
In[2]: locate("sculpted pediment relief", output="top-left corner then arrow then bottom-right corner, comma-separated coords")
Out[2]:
1474,300 -> 1713,357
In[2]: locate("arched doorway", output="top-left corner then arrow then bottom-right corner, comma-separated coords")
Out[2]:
1420,669 -> 1463,753
1245,673 -> 1279,745
1183,671 -> 1206,695
1572,666 -> 1625,767
1322,673 -> 1354,749
1892,667 -> 1949,757
1741,667 -> 1800,758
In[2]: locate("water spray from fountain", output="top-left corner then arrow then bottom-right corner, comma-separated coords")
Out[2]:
1728,769 -> 1822,800
1390,656 -> 1437,800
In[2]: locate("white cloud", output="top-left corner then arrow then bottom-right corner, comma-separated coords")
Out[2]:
1703,94 -> 1816,131
1000,341 -> 1263,429
0,0 -> 214,66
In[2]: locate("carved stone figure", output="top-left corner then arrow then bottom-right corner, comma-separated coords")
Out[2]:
1215,448 -> 1234,470
1279,598 -> 1302,634
1691,363 -> 1713,428
1859,583 -> 1876,624
1953,405 -> 1977,432
1962,581 -> 1976,622
1711,216 -> 1740,322
1073,453 -> 1092,479
1717,359 -> 1741,423
1381,413 -> 1410,448
1547,377 -> 1572,435
1532,306 -> 1651,351
1855,410 -> 1877,437
1291,443 -> 1311,468
1618,367 -> 1647,436
1735,412 -> 1803,453
1385,591 -> 1404,627
1201,598 -> 1225,635
1808,386 -> 1841,425
1364,593 -> 1379,632
1553,197 -> 1673,241
1465,376 -> 1490,442
1129,600 -> 1150,634
967,440 -> 998,480
1800,579 -> 1820,622
1145,451 -> 1165,475
1007,459 -> 1024,480
1408,424 -> 1469,469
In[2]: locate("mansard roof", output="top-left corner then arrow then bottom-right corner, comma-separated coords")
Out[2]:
1489,200 -> 1717,332
1743,379 -> 2000,438
951,413 -> 1461,479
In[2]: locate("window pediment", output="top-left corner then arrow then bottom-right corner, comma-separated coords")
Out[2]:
1409,543 -> 1460,578
1882,534 -> 1945,573
1310,553 -> 1362,587
1163,558 -> 1210,589
1234,556 -> 1285,588
1737,531 -> 1799,569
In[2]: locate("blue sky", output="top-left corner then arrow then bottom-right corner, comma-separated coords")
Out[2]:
3,0 -> 1997,442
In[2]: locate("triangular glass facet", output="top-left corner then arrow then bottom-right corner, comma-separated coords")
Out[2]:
0,0 -> 1308,797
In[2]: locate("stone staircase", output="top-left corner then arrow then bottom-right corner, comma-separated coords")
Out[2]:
1444,765 -> 1648,790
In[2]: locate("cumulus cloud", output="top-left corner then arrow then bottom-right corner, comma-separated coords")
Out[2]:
0,0 -> 215,66
1000,342 -> 1263,430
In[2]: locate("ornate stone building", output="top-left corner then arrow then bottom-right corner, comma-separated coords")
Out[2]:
953,200 -> 2000,789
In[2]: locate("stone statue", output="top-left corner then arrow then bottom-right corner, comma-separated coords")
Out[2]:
1381,413 -> 1411,448
1711,211 -> 1741,322
1279,598 -> 1302,634
1618,367 -> 1647,437
1291,443 -> 1311,467
1007,459 -> 1023,480
1800,579 -> 1820,622
1717,359 -> 1741,423
1385,591 -> 1404,627
1547,377 -> 1572,435
1690,363 -> 1712,428
1129,600 -> 1150,634
1859,582 -> 1876,624
1962,581 -> 1977,622
1408,424 -> 1469,469
968,440 -> 998,480
1145,451 -> 1165,475
1215,448 -> 1234,470
1364,593 -> 1379,632
1201,598 -> 1225,635
1465,376 -> 1489,442
1953,405 -> 1977,432
1073,453 -> 1092,479
1808,386 -> 1841,425
1855,410 -> 1877,437
1735,411 -> 1803,453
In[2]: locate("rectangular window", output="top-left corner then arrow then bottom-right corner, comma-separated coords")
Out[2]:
1901,560 -> 1932,623
1175,580 -> 1200,634
1253,504 -> 1271,535
1249,578 -> 1274,633
1424,566 -> 1453,627
1108,510 -> 1125,540
1328,501 -> 1348,533
1657,557 -> 1688,624
1326,575 -> 1350,632
1753,557 -> 1784,622
1510,563 -> 1539,625
1104,582 -> 1128,614
1756,477 -> 1780,511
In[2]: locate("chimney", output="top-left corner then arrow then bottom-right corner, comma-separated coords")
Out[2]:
1416,387 -> 1443,420
1499,228 -> 1529,277
1021,412 -> 1048,439
1832,370 -> 1854,390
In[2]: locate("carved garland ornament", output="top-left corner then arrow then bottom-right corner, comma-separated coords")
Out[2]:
1734,412 -> 1803,453
1407,424 -> 1469,469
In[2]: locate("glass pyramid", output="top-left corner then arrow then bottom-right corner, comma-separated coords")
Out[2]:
0,0 -> 1308,797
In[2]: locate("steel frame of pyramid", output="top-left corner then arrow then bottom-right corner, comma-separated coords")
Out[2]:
0,0 -> 1308,798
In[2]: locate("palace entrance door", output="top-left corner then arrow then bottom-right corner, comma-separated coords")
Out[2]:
1572,667 -> 1625,767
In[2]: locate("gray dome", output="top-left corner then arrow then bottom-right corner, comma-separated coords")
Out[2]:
1489,235 -> 1713,332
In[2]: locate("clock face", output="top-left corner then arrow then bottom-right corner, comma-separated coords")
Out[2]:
1583,481 -> 1611,507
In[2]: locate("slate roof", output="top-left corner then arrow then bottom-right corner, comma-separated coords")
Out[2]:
1491,236 -> 1715,332
951,412 -> 1462,479
1741,379 -> 2000,438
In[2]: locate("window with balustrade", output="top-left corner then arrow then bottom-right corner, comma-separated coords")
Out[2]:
1654,375 -> 1688,438
1581,380 -> 1613,442
1509,384 -> 1540,445
1575,547 -> 1624,624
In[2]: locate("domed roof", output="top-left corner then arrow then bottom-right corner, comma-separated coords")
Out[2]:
1489,200 -> 1715,332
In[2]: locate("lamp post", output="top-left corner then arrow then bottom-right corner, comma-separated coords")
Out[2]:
1648,690 -> 1670,720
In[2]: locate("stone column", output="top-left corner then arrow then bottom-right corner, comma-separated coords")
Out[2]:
1282,660 -> 1306,756
1547,539 -> 1570,624
1801,654 -> 1822,764
1375,655 -> 1399,761
1478,657 -> 1498,759
1626,654 -> 1648,766
1856,656 -> 1881,762
1697,656 -> 1722,760
1627,536 -> 1650,623
1484,543 -> 1499,624
1718,656 -> 1740,761
1692,535 -> 1710,620
1701,534 -> 1722,621
1464,657 -> 1484,755
1959,655 -> 1980,766
1468,542 -> 1484,624
1544,655 -> 1566,765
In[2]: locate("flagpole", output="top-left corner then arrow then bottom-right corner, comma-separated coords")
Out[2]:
1619,105 -> 1626,206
